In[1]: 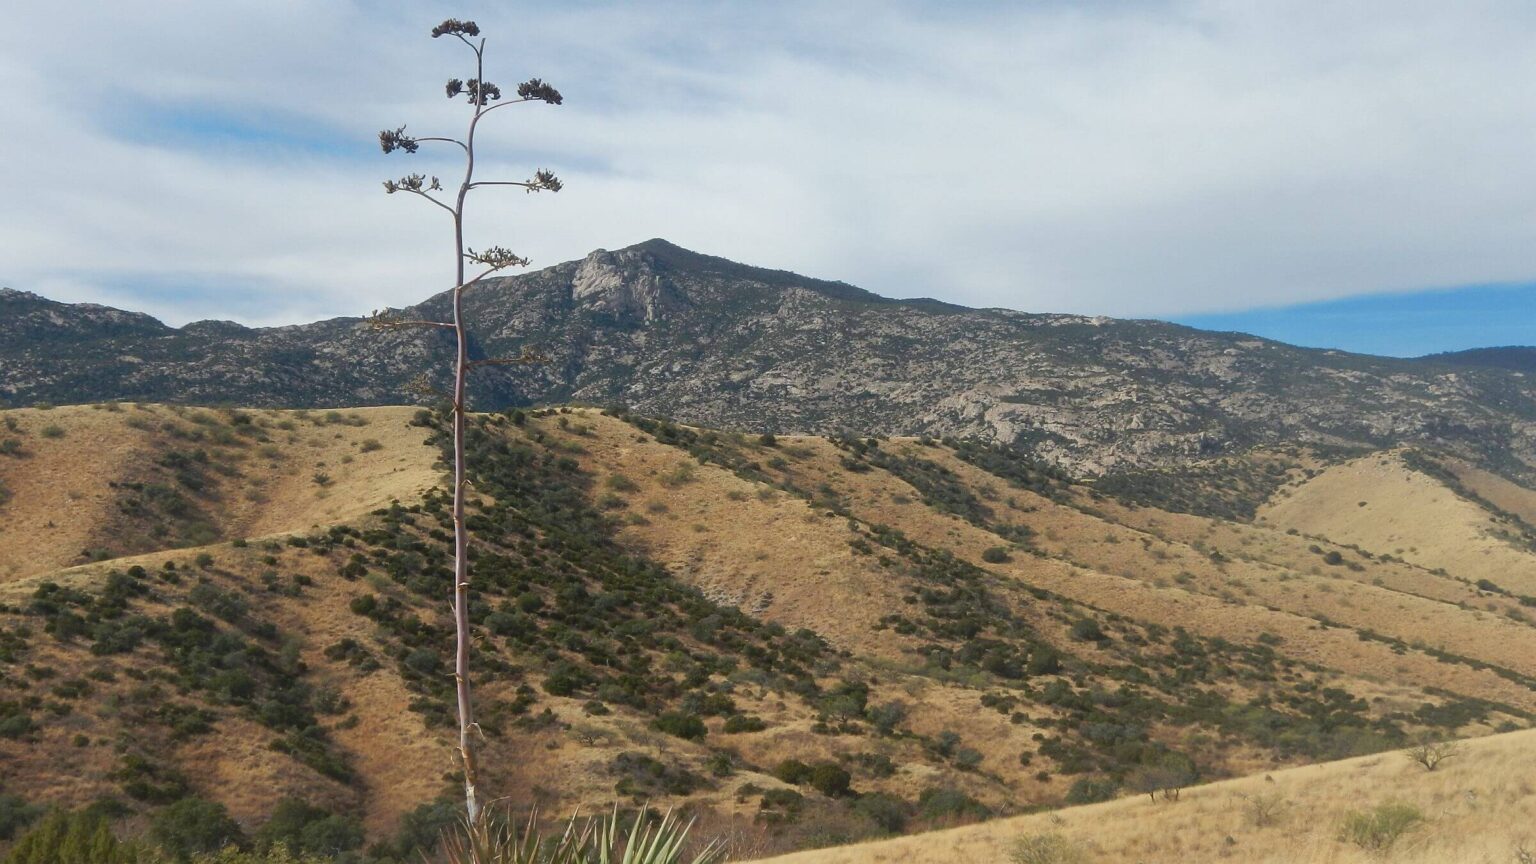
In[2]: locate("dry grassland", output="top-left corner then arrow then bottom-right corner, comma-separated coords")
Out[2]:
755,727 -> 1536,864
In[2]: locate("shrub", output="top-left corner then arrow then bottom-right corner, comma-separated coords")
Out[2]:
808,763 -> 852,798
722,714 -> 767,733
151,797 -> 245,861
39,425 -> 65,439
652,711 -> 707,741
773,759 -> 813,785
867,700 -> 908,735
1069,619 -> 1106,642
1065,777 -> 1118,804
954,747 -> 983,771
917,787 -> 991,823
605,474 -> 639,493
359,439 -> 384,453
0,793 -> 41,841
610,752 -> 702,798
981,546 -> 1011,564
1010,832 -> 1089,864
1241,791 -> 1288,828
757,788 -> 804,824
1338,801 -> 1422,852
852,792 -> 909,833
1404,739 -> 1459,771
4,809 -> 140,863
187,584 -> 247,623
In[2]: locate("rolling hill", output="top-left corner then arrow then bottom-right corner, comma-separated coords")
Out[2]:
5,401 -> 1536,860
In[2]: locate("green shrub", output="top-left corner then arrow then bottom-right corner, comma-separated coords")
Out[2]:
917,787 -> 991,823
757,788 -> 804,824
3,808 -> 142,864
1064,777 -> 1118,804
851,792 -> 909,833
359,439 -> 384,453
1010,832 -> 1089,864
773,759 -> 813,785
0,793 -> 41,841
652,711 -> 706,741
808,762 -> 852,798
981,546 -> 1011,564
151,797 -> 244,861
253,798 -> 363,857
1338,801 -> 1422,852
1069,619 -> 1106,642
39,425 -> 64,439
722,714 -> 766,733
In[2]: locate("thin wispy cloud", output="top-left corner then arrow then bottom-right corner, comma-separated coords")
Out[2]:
4,1 -> 1536,335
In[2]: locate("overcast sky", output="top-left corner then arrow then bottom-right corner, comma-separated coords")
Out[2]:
4,1 -> 1535,354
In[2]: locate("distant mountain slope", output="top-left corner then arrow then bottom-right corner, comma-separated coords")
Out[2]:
1421,346 -> 1536,374
4,240 -> 1536,475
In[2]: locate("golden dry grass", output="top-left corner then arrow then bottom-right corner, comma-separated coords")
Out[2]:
754,727 -> 1536,864
0,404 -> 441,582
1260,451 -> 1536,594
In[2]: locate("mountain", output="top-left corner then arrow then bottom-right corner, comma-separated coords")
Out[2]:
4,241 -> 1535,477
1421,346 -> 1536,375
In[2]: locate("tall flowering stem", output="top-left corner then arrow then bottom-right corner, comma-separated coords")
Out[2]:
377,17 -> 563,824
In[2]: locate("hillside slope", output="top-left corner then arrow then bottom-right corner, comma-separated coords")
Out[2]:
4,405 -> 1536,859
755,726 -> 1536,864
3,240 -> 1536,477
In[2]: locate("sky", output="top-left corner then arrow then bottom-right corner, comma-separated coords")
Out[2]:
3,1 -> 1535,357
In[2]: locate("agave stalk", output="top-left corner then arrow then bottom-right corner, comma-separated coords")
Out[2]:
378,17 -> 563,823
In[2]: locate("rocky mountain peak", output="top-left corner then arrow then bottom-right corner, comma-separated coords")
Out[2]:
570,245 -> 686,324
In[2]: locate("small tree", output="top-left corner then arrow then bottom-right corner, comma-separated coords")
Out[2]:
1404,738 -> 1459,771
376,17 -> 563,824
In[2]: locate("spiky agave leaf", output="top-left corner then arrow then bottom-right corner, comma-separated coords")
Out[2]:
438,807 -> 724,864
438,810 -> 589,864
591,805 -> 724,864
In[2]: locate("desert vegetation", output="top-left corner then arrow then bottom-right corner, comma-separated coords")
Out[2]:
4,403 -> 1536,861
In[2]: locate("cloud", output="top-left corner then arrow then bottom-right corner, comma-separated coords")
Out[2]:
3,1 -> 1536,326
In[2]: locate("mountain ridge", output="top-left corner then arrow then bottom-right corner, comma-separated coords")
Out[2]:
3,239 -> 1535,477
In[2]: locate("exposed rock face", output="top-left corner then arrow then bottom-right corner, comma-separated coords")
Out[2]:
3,241 -> 1535,476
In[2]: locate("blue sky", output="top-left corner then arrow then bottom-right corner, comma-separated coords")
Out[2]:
3,1 -> 1535,358
1174,281 -> 1536,357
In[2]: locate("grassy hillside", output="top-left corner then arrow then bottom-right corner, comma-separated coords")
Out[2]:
2,404 -> 1536,860
755,726 -> 1536,864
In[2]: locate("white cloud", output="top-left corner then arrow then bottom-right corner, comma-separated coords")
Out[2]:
3,0 -> 1536,325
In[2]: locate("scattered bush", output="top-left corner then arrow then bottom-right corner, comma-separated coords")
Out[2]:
652,711 -> 707,741
1010,832 -> 1090,864
808,763 -> 852,798
1065,777 -> 1118,804
981,546 -> 1011,564
1069,619 -> 1106,642
1404,739 -> 1459,771
1338,801 -> 1422,853
150,797 -> 245,861
0,793 -> 41,841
